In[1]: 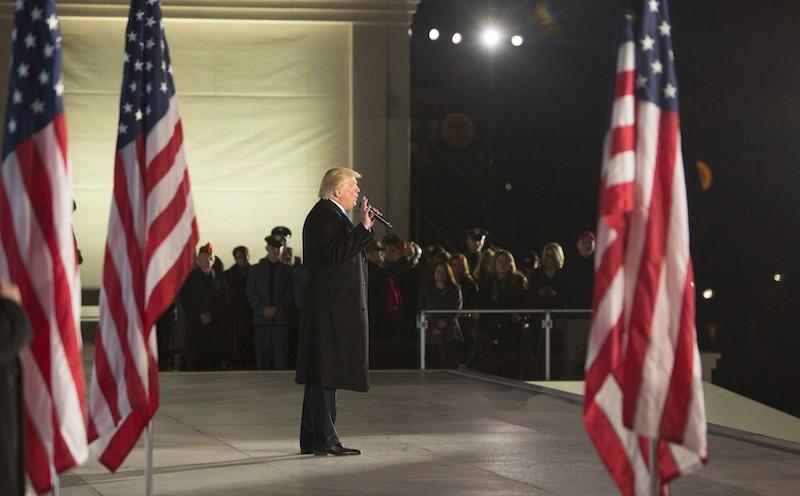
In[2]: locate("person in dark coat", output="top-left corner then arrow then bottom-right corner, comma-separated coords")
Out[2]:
225,246 -> 253,369
418,261 -> 463,368
247,235 -> 294,370
1,281 -> 32,496
179,243 -> 228,370
560,231 -> 596,379
464,227 -> 488,276
296,167 -> 375,456
449,253 -> 479,367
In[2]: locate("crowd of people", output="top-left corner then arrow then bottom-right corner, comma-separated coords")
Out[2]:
161,224 -> 597,380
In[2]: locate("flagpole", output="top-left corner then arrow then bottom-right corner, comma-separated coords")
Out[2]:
649,438 -> 659,496
53,473 -> 60,496
144,421 -> 154,496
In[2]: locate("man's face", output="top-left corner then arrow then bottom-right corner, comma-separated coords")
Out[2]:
281,247 -> 294,265
234,250 -> 249,268
466,236 -> 483,253
198,252 -> 214,272
266,244 -> 283,262
385,243 -> 402,262
577,238 -> 596,258
334,176 -> 360,210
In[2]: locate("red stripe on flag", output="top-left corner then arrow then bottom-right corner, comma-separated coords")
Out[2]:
144,120 -> 184,194
113,152 -> 146,317
615,70 -> 635,99
91,327 -> 122,426
145,170 -> 190,263
610,124 -> 635,156
145,217 -> 199,329
100,246 -> 148,412
622,110 -> 679,428
584,401 -> 637,496
25,412 -> 52,494
659,263 -> 696,443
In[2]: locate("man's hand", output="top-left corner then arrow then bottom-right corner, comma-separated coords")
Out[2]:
0,279 -> 22,304
359,196 -> 375,230
262,306 -> 277,319
200,313 -> 213,325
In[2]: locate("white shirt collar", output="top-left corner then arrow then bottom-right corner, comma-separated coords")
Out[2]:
328,198 -> 347,215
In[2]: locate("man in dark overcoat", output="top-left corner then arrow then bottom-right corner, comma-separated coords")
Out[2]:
296,167 -> 375,456
0,280 -> 31,496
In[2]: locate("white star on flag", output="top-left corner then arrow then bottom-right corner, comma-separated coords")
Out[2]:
663,83 -> 677,98
31,6 -> 43,21
44,44 -> 55,58
641,35 -> 655,51
47,13 -> 59,29
651,59 -> 663,74
24,33 -> 36,48
31,98 -> 45,113
659,21 -> 671,36
38,69 -> 49,85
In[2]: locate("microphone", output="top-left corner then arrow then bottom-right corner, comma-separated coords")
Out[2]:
356,199 -> 393,229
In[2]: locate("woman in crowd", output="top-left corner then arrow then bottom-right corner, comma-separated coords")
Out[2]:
528,242 -> 566,309
418,261 -> 463,368
472,248 -> 496,288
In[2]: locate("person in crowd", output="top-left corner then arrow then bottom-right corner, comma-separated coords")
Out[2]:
518,250 -> 540,283
247,234 -> 294,370
0,279 -> 31,496
272,225 -> 292,242
180,243 -> 228,370
366,240 -> 390,347
464,227 -> 488,275
297,167 -> 374,456
477,249 -> 528,375
384,235 -> 422,342
472,248 -> 496,288
225,246 -> 254,369
450,253 -> 479,367
155,302 -> 177,371
418,261 -> 463,368
529,242 -> 566,309
280,245 -> 304,369
560,231 -> 596,378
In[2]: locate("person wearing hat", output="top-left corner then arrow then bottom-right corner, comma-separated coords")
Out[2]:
464,228 -> 488,275
247,234 -> 294,370
271,226 -> 292,240
560,231 -> 596,379
179,243 -> 228,371
296,167 -> 375,457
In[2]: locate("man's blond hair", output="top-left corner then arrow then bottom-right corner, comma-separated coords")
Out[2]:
319,167 -> 362,199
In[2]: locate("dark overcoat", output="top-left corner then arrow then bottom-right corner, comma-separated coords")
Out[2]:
295,199 -> 374,392
246,258 -> 294,327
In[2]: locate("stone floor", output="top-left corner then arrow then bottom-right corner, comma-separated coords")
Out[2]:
62,371 -> 800,495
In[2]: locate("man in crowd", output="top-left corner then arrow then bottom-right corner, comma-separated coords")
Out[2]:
247,234 -> 294,370
225,246 -> 253,369
180,243 -> 228,370
0,279 -> 31,496
296,167 -> 375,456
464,227 -> 488,274
561,231 -> 596,379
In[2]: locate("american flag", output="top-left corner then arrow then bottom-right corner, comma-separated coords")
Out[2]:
584,1 -> 708,494
0,0 -> 88,493
88,0 -> 198,471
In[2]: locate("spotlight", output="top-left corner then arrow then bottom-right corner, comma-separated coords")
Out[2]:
428,28 -> 440,41
702,289 -> 714,300
511,35 -> 523,46
451,32 -> 462,44
774,273 -> 784,282
481,27 -> 502,48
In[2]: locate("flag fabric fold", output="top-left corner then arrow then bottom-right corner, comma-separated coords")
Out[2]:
1,0 -> 88,493
88,0 -> 198,471
584,1 -> 708,494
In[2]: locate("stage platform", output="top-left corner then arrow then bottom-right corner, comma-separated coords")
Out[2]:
63,370 -> 800,495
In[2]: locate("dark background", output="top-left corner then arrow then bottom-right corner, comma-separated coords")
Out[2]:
409,0 -> 800,415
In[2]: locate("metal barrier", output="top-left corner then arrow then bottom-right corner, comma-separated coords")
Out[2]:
417,309 -> 592,379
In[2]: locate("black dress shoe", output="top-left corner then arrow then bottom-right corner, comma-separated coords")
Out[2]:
314,445 -> 361,456
300,449 -> 313,455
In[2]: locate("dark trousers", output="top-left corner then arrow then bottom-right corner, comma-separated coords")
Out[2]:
299,384 -> 339,451
255,326 -> 288,370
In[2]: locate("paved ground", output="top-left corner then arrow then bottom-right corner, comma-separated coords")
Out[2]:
62,371 -> 800,495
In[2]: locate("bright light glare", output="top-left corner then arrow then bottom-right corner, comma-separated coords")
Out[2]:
511,35 -> 523,46
702,289 -> 714,300
481,27 -> 502,48
428,28 -> 440,41
451,32 -> 462,44
774,273 -> 784,282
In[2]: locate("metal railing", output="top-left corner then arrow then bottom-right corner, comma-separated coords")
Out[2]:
417,308 -> 592,380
